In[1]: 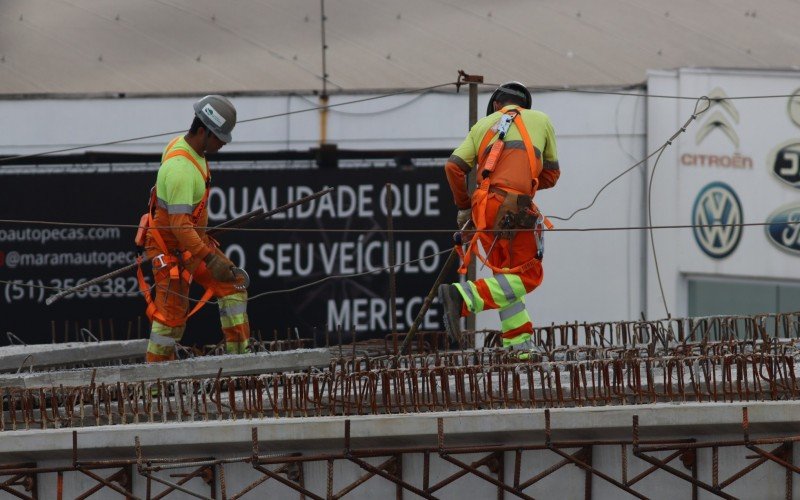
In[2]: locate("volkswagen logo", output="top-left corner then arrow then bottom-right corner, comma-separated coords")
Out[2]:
692,182 -> 743,259
765,204 -> 800,255
767,140 -> 800,188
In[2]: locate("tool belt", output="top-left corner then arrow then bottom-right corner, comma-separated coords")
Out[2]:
489,186 -> 538,240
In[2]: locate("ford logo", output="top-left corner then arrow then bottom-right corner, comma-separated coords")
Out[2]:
768,141 -> 800,188
765,204 -> 800,255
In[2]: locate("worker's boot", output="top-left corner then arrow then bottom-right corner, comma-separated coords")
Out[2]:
507,334 -> 546,361
438,284 -> 463,342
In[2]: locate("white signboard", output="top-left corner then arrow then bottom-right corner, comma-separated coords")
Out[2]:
648,68 -> 800,316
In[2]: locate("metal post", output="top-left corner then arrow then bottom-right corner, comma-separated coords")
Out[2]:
319,0 -> 329,146
465,75 -> 483,339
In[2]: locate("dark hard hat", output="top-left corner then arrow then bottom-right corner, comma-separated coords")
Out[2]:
486,81 -> 532,116
193,95 -> 237,143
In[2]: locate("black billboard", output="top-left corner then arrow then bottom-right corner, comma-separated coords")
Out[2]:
0,161 -> 456,346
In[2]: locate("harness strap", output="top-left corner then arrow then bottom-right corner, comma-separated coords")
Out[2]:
512,112 -> 543,193
458,108 -> 550,275
456,239 -> 540,275
137,137 -> 216,326
136,256 -> 215,327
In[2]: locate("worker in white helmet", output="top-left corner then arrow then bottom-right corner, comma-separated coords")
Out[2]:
136,95 -> 250,362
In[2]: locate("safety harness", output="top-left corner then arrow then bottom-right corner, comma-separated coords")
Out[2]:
457,107 -> 554,275
135,137 -> 216,327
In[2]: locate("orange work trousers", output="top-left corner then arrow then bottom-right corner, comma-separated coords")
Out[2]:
145,247 -> 250,362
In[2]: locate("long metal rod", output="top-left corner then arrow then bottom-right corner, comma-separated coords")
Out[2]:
399,249 -> 459,354
42,208 -> 262,306
46,187 -> 334,305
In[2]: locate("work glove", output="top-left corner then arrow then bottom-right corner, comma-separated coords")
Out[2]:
456,208 -> 472,229
204,253 -> 237,282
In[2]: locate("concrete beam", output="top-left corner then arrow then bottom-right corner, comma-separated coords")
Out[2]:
0,348 -> 331,389
0,340 -> 148,372
2,401 -> 800,460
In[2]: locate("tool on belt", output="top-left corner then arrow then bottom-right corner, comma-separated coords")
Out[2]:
231,267 -> 250,291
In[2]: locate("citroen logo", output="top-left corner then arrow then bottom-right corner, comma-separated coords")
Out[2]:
692,182 -> 743,259
695,88 -> 740,148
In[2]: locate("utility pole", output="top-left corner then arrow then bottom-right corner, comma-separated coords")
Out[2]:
463,73 -> 483,339
400,72 -> 482,354
319,0 -> 329,145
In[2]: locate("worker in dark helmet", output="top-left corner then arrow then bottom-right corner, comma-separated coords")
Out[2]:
137,95 -> 250,362
439,82 -> 560,357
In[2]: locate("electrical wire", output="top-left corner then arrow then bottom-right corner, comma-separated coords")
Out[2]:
2,83 -> 796,166
0,247 -> 453,305
0,81 -> 457,164
246,248 -> 452,302
549,96 -> 710,223
477,81 -> 798,100
647,97 -> 711,318
0,278 -> 156,297
0,218 -> 792,234
293,91 -> 432,116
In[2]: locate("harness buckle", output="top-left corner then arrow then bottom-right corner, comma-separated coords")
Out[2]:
152,253 -> 168,270
534,215 -> 545,260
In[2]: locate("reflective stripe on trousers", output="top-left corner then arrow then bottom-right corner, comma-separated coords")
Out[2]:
219,292 -> 250,354
454,272 -> 533,339
146,321 -> 185,359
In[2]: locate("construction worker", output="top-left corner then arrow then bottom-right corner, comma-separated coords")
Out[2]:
438,82 -> 560,355
140,95 -> 250,362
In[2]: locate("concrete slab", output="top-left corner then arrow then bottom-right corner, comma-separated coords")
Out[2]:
0,348 -> 331,388
2,401 -> 800,460
0,340 -> 148,373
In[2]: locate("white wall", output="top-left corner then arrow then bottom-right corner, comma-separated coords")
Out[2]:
646,68 -> 800,319
0,87 -> 648,327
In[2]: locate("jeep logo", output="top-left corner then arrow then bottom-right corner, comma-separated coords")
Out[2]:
768,141 -> 800,188
765,204 -> 800,255
692,182 -> 743,259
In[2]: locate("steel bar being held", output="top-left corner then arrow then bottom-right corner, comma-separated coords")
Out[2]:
45,187 -> 335,305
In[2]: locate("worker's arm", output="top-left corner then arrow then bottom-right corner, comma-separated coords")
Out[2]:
445,129 -> 480,209
168,213 -> 211,260
445,155 -> 471,209
538,118 -> 560,190
163,162 -> 212,260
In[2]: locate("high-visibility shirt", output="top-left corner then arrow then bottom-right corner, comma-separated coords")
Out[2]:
149,136 -> 211,260
446,105 -> 560,208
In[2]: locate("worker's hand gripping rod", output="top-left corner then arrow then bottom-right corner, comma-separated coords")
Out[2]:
45,187 -> 335,305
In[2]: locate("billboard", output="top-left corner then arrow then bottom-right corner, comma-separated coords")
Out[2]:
0,165 -> 455,346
